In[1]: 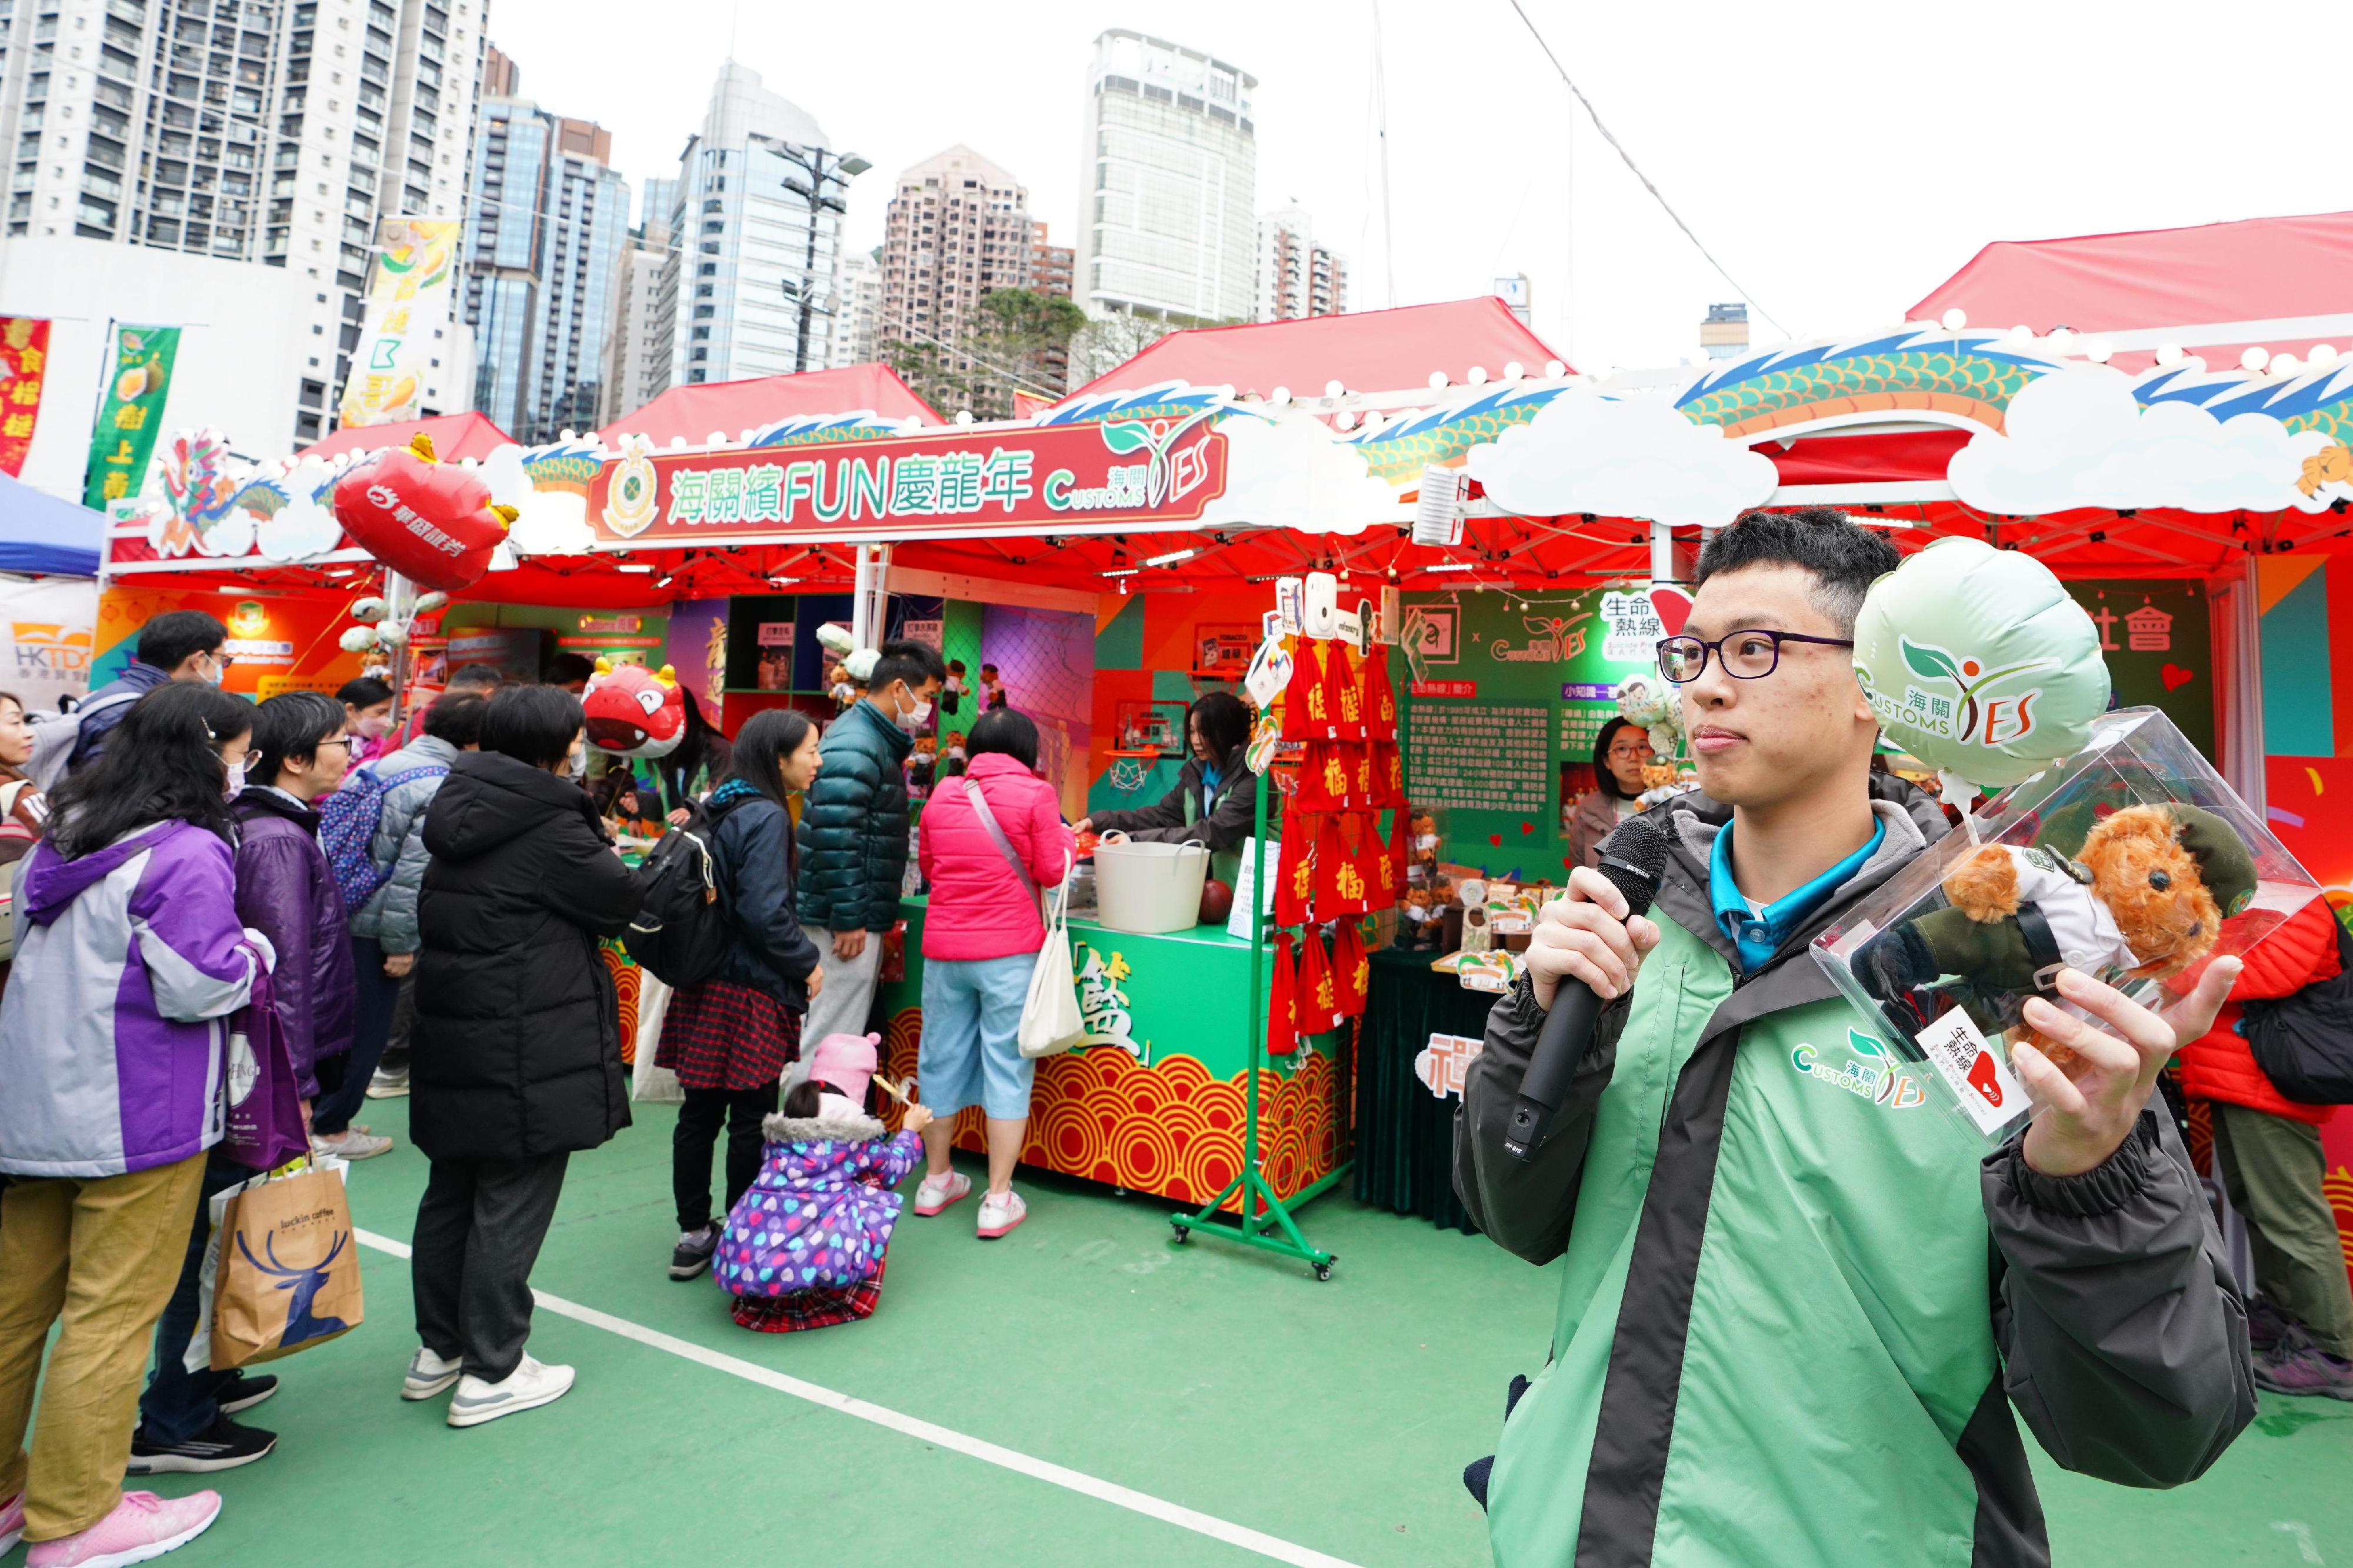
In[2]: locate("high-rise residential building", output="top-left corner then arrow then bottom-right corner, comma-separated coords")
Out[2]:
653,62 -> 861,391
825,246 -> 878,369
460,63 -> 628,443
1029,218 -> 1072,298
878,144 -> 1031,395
1701,301 -> 1749,360
0,0 -> 487,448
1074,30 -> 1255,329
601,174 -> 671,427
1254,204 -> 1345,323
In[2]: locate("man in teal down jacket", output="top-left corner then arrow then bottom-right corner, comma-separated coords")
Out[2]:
795,638 -> 945,1046
1455,508 -> 2255,1567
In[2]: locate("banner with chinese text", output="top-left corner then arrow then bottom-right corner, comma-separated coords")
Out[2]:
338,218 -> 458,428
82,323 -> 181,508
0,317 -> 52,477
590,419 -> 1231,546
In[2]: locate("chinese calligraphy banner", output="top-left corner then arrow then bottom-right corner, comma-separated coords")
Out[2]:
338,218 -> 458,428
0,316 -> 52,478
82,324 -> 180,508
589,419 -> 1232,546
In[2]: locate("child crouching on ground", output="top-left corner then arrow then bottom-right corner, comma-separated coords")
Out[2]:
715,1032 -> 934,1332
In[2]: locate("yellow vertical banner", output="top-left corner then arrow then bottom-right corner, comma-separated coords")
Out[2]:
337,216 -> 458,428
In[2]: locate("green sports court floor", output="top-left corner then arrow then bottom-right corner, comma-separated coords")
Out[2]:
122,1097 -> 2353,1567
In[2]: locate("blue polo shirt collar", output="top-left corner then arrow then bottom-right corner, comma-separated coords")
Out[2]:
1709,815 -> 1887,974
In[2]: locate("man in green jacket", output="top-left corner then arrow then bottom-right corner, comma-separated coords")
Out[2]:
1457,508 -> 2254,1567
796,638 -> 945,1046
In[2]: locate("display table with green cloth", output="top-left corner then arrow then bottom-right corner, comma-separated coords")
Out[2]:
1354,946 -> 1498,1233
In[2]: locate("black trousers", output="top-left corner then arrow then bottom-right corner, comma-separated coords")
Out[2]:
411,1151 -> 569,1383
672,1085 -> 776,1232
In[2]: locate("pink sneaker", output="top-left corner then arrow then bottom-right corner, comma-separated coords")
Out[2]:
2,1488 -> 24,1556
913,1170 -> 971,1216
27,1489 -> 220,1568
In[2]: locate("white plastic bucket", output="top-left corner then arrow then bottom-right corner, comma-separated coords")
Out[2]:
1090,832 -> 1210,934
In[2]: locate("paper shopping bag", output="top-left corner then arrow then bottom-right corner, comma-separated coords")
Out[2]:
210,1163 -> 364,1369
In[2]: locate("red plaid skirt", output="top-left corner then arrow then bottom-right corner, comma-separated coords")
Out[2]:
730,1259 -> 886,1333
654,978 -> 803,1091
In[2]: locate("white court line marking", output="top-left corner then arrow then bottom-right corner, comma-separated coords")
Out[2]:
355,1230 -> 1366,1568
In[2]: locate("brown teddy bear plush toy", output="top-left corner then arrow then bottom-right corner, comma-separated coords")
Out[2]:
1858,803 -> 2257,1065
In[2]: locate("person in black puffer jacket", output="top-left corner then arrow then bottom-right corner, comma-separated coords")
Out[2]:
795,637 -> 944,1048
404,685 -> 644,1429
656,708 -> 825,1281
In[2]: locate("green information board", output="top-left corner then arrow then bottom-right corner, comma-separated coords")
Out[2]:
2064,581 -> 2214,762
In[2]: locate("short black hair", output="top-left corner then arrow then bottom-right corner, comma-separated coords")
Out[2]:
544,652 -> 598,687
422,692 -> 488,748
337,675 -> 394,709
966,707 -> 1039,771
136,610 -> 227,670
478,684 -> 584,770
870,638 -> 946,698
447,662 -> 504,693
1188,690 -> 1251,762
1694,508 -> 1900,636
981,663 -> 999,675
250,690 -> 346,782
948,659 -> 967,675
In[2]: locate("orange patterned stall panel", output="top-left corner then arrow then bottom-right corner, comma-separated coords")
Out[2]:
604,941 -> 642,1063
881,1007 -> 1341,1212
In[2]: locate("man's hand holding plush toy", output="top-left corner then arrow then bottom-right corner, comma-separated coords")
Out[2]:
2014,957 -> 2239,1177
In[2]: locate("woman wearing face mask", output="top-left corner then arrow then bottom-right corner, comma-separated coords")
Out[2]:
401,685 -> 645,1428
1076,690 -> 1256,882
656,709 -> 825,1280
337,677 -> 396,771
0,682 -> 272,1565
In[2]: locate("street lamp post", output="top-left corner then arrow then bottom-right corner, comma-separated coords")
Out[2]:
775,145 -> 870,373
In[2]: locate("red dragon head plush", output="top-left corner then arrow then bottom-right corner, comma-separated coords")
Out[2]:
582,658 -> 688,758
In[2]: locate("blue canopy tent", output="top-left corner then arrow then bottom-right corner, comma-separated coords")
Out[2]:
0,472 -> 104,576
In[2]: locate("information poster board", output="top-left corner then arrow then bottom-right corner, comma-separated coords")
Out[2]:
2063,581 -> 2214,762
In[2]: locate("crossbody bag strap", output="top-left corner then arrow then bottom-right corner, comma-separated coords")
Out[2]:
961,778 -> 1039,905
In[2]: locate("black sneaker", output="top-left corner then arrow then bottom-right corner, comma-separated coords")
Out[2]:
218,1373 -> 278,1415
126,1415 -> 277,1474
669,1224 -> 720,1281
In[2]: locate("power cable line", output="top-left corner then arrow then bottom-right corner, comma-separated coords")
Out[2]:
1503,0 -> 1787,338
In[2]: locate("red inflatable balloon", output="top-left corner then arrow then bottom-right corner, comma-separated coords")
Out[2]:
331,436 -> 514,593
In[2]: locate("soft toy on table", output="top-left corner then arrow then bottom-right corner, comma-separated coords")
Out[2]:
1859,803 -> 2256,1067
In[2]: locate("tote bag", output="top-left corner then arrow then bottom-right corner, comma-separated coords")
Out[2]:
956,779 -> 1085,1059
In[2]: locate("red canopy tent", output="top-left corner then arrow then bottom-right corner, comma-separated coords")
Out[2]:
298,411 -> 516,465
1062,298 -> 1567,403
1907,210 -> 2353,375
596,363 -> 942,447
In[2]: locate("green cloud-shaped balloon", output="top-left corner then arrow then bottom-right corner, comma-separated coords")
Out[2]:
1852,536 -> 2111,789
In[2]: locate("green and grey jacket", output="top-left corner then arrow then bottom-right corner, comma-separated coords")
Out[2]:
1455,778 -> 2253,1567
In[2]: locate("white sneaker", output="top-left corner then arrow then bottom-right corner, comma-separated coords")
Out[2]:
364,1068 -> 410,1099
311,1128 -> 392,1161
976,1189 -> 1027,1239
913,1169 -> 971,1216
446,1355 -> 574,1428
401,1346 -> 463,1401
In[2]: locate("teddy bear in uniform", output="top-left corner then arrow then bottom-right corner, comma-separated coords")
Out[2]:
1858,803 -> 2256,1065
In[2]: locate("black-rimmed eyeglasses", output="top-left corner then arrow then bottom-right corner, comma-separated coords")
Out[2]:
1656,629 -> 1854,685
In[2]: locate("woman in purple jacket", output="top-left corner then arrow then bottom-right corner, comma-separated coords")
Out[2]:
129,690 -> 358,1479
0,681 -> 268,1568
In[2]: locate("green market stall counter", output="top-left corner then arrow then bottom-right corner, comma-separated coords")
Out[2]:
875,898 -> 1351,1213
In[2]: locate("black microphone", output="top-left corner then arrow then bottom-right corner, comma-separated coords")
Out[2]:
1504,817 -> 1669,1160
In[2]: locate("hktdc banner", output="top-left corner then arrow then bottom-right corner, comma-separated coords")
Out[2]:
0,316 -> 52,478
337,217 -> 458,428
84,323 -> 181,508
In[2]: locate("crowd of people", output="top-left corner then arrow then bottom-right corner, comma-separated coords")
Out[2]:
0,616 -> 1090,1567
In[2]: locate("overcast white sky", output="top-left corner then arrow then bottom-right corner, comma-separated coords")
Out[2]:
488,0 -> 2345,373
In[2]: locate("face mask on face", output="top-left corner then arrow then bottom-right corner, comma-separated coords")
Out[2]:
222,759 -> 245,802
900,698 -> 932,732
201,653 -> 225,688
357,712 -> 393,739
567,744 -> 587,779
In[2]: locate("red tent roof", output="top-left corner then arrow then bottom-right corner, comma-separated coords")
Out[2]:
1907,210 -> 2353,372
596,363 -> 942,447
298,411 -> 518,465
1065,298 -> 1568,402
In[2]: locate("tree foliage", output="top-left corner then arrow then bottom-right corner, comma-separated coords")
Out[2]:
882,288 -> 1089,421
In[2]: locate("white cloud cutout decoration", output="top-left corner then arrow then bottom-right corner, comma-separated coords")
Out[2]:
253,458 -> 344,562
1465,389 -> 1778,528
1196,408 -> 1395,536
480,445 -> 596,556
1949,366 -> 2335,516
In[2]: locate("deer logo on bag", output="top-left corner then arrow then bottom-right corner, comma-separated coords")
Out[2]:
238,1229 -> 352,1349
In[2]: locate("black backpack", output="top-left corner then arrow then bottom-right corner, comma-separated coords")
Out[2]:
621,802 -> 730,988
2246,918 -> 2353,1106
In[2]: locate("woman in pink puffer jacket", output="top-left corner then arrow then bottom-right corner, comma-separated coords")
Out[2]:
911,708 -> 1073,1239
